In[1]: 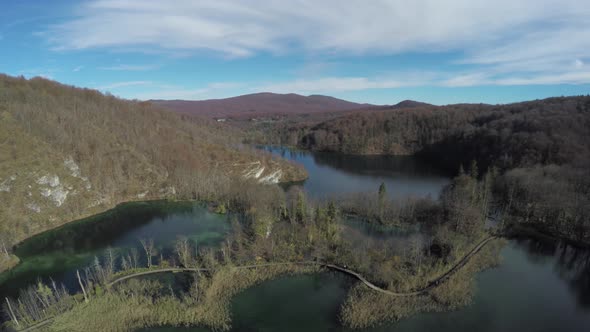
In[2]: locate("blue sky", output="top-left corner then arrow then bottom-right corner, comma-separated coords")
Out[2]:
1,0 -> 589,105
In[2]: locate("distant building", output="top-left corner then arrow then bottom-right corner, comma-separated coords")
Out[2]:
216,118 -> 226,122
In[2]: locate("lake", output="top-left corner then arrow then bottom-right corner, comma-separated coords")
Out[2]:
260,145 -> 451,199
142,147 -> 590,332
2,146 -> 589,331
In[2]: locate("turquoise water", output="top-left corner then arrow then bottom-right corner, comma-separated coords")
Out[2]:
0,201 -> 230,298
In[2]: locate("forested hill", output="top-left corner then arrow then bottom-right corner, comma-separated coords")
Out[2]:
0,74 -> 306,248
281,96 -> 590,171
261,95 -> 590,243
151,92 -> 372,118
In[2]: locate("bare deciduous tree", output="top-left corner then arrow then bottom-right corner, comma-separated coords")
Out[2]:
175,236 -> 192,267
140,238 -> 156,268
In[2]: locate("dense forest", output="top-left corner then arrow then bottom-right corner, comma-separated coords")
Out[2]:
0,74 -> 306,263
251,96 -> 590,244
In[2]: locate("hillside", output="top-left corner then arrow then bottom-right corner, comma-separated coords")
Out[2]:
255,96 -> 590,243
150,92 -> 372,118
262,97 -> 590,169
0,74 -> 307,252
242,99 -> 435,145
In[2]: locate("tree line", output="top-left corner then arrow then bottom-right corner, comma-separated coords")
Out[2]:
251,95 -> 590,244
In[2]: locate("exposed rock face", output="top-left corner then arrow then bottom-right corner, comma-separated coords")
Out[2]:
238,160 -> 291,184
37,175 -> 69,207
26,202 -> 41,213
259,170 -> 283,184
36,174 -> 60,188
64,156 -> 81,177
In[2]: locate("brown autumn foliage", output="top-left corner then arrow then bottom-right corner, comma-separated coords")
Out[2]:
0,74 -> 306,251
254,95 -> 590,244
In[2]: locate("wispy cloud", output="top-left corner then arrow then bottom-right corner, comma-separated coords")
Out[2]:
99,64 -> 159,71
256,76 -> 425,94
42,0 -> 590,88
128,82 -> 242,100
98,80 -> 153,90
258,68 -> 590,95
73,65 -> 83,72
46,1 -> 590,55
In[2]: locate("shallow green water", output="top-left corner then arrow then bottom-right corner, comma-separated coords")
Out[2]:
0,201 -> 230,298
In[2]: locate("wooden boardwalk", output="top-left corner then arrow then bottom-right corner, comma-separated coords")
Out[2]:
17,236 -> 496,331
108,236 -> 497,295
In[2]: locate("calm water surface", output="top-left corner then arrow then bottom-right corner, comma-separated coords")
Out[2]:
260,146 -> 450,199
141,239 -> 590,332
3,146 -> 590,331
0,201 -> 229,298
141,147 -> 590,331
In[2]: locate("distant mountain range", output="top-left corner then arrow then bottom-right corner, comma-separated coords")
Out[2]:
150,92 -> 376,118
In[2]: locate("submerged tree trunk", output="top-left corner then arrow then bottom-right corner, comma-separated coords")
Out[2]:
5,297 -> 19,327
77,270 -> 89,303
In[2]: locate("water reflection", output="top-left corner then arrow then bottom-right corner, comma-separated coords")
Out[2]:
141,239 -> 590,332
0,202 -> 229,299
262,146 -> 451,199
511,236 -> 590,309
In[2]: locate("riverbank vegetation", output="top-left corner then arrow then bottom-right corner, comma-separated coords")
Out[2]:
2,165 -> 502,331
341,237 -> 505,328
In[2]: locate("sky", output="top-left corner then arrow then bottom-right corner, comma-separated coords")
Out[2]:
1,0 -> 589,105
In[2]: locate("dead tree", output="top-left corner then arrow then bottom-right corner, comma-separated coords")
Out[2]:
140,238 -> 156,268
5,297 -> 19,327
77,270 -> 89,303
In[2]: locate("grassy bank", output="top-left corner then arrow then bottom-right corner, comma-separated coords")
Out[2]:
23,264 -> 319,332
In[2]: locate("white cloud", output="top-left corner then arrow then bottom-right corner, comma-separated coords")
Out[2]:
494,71 -> 590,86
259,69 -> 590,95
122,68 -> 590,100
129,82 -> 242,100
47,1 -> 590,56
99,64 -> 159,71
98,81 -> 152,90
44,0 -> 590,87
256,76 -> 428,94
73,66 -> 83,72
